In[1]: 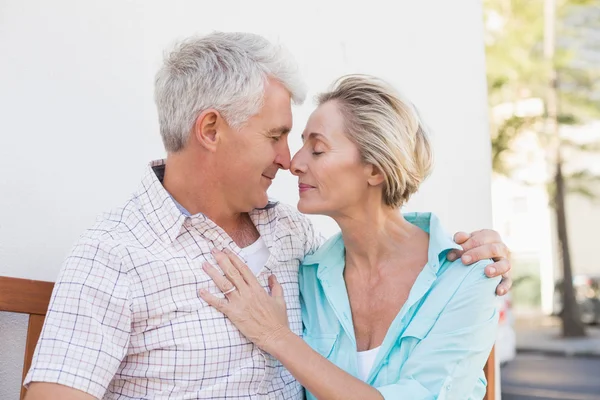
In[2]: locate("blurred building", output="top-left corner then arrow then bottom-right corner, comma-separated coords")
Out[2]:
491,99 -> 600,315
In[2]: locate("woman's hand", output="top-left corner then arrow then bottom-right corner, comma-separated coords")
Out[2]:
198,249 -> 291,351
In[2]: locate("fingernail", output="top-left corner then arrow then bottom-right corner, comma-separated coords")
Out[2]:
499,288 -> 506,295
202,263 -> 209,271
488,267 -> 496,276
211,248 -> 218,255
199,289 -> 206,296
447,253 -> 457,261
462,255 -> 472,263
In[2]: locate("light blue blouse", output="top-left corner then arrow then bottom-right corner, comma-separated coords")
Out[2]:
299,212 -> 500,399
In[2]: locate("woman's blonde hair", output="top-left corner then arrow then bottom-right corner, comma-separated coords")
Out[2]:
317,75 -> 433,208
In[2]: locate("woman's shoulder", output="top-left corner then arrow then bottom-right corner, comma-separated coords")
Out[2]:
437,257 -> 500,297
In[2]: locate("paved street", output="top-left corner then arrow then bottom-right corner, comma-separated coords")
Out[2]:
501,354 -> 600,400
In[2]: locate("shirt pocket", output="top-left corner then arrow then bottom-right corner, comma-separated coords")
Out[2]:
401,317 -> 436,340
303,333 -> 338,359
384,317 -> 437,384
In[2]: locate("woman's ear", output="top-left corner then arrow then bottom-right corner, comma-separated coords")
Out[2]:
365,164 -> 385,187
193,109 -> 222,152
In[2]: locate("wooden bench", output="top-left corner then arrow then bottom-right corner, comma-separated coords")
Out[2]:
0,276 -> 54,400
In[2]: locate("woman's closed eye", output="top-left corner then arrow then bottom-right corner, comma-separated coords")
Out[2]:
312,145 -> 325,156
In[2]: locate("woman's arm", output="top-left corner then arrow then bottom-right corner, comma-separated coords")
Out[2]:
199,249 -> 383,400
374,261 -> 501,399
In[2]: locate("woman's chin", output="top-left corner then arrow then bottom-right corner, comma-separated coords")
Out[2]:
297,199 -> 319,215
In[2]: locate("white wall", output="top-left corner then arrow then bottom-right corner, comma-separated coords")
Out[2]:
0,1 -> 494,398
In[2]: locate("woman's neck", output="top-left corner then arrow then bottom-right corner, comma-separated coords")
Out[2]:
335,206 -> 426,275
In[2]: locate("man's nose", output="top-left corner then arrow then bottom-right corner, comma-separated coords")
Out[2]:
275,140 -> 292,170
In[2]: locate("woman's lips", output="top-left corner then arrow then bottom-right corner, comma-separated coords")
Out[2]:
298,183 -> 315,193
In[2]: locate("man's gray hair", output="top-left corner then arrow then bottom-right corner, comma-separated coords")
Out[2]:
154,32 -> 307,152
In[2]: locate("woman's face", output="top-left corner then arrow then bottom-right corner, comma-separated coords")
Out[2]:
291,101 -> 374,216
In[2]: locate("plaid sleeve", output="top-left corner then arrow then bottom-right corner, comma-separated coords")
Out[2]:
23,237 -> 132,398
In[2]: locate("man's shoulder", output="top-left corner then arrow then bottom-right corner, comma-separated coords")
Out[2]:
79,195 -> 146,246
272,201 -> 304,219
58,196 -> 150,279
271,202 -> 313,229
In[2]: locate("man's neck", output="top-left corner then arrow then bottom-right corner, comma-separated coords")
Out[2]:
162,154 -> 260,248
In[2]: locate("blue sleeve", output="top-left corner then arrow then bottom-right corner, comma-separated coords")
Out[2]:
376,260 -> 500,400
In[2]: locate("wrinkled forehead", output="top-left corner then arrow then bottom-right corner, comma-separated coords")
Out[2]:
302,101 -> 347,141
257,80 -> 294,129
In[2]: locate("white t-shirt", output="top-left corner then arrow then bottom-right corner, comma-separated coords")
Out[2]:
240,237 -> 270,276
357,346 -> 381,382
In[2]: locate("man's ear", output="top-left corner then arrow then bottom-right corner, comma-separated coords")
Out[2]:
366,164 -> 385,187
193,109 -> 223,152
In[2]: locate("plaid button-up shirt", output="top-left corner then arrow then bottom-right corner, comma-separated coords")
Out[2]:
24,159 -> 322,399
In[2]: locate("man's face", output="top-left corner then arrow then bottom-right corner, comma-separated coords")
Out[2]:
217,79 -> 293,212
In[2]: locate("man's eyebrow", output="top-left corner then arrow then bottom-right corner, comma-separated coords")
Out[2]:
267,126 -> 291,135
300,132 -> 326,142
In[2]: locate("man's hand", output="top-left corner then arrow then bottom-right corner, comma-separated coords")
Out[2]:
447,230 -> 512,296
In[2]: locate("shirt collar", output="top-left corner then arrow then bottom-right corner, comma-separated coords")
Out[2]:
136,159 -> 187,244
302,212 -> 462,276
136,159 -> 280,244
404,212 -> 463,268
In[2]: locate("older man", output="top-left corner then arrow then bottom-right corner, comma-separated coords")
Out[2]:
24,32 -> 511,400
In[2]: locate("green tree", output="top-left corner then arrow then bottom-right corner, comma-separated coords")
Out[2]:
484,0 -> 600,337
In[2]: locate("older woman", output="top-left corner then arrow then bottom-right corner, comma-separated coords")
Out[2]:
200,75 -> 500,399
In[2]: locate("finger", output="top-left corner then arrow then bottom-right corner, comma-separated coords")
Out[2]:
461,242 -> 508,265
460,229 -> 500,253
453,231 -> 471,245
212,249 -> 246,289
202,262 -> 239,296
446,249 -> 463,262
496,275 -> 512,296
224,249 -> 261,287
484,259 -> 511,278
496,274 -> 512,296
269,275 -> 286,309
269,274 -> 284,298
199,289 -> 230,313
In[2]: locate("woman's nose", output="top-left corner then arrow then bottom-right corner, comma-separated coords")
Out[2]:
290,153 -> 306,176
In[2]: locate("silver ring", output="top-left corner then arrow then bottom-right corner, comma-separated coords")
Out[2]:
222,286 -> 237,295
